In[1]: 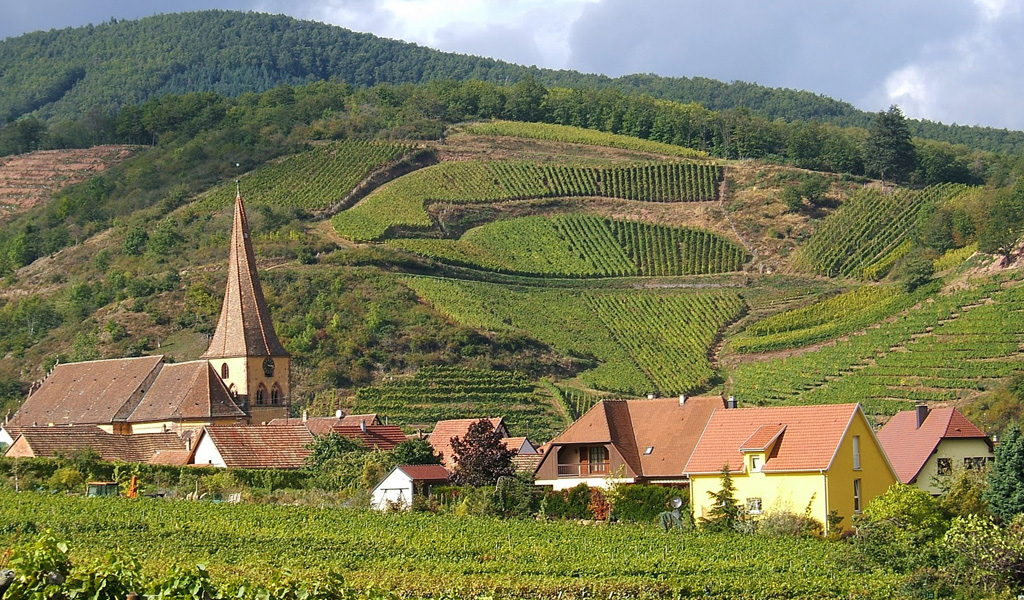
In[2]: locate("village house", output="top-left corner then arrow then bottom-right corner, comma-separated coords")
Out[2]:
684,403 -> 897,534
370,464 -> 452,510
876,404 -> 994,495
2,193 -> 294,459
4,424 -> 191,465
187,421 -> 408,468
534,395 -> 726,491
427,418 -> 538,471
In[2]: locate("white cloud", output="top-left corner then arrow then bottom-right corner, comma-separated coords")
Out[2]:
295,0 -> 598,67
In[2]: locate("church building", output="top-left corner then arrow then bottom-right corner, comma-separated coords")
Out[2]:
1,193 -> 290,450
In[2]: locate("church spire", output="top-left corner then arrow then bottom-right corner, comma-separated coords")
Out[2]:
201,193 -> 288,359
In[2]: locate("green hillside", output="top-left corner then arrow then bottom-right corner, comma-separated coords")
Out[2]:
2,10 -> 1024,155
1,67 -> 1023,439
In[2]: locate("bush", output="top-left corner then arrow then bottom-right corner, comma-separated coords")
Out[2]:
756,510 -> 823,538
611,484 -> 681,523
46,467 -> 85,492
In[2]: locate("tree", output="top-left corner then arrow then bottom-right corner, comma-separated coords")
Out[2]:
895,249 -> 934,292
985,425 -> 1024,522
864,105 -> 917,183
977,180 -> 1024,257
701,465 -> 741,532
303,431 -> 365,471
391,438 -> 443,466
448,419 -> 516,487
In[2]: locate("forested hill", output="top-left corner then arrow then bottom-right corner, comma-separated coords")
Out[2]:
3,10 -> 1023,154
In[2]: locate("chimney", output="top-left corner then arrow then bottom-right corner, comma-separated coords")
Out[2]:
727,396 -> 737,409
360,421 -> 367,433
915,404 -> 929,429
335,409 -> 343,419
302,410 -> 308,423
679,395 -> 686,407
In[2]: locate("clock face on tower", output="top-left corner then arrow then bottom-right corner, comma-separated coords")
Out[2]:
262,357 -> 275,377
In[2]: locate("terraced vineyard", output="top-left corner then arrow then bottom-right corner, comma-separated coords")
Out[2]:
463,120 -> 709,159
402,277 -> 744,396
727,278 -> 1024,415
333,160 -> 724,241
351,366 -> 565,439
388,215 -> 748,277
792,184 -> 969,279
729,284 -> 915,354
203,140 -> 416,210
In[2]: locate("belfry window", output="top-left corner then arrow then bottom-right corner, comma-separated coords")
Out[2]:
271,384 -> 281,405
221,363 -> 229,380
255,384 -> 267,406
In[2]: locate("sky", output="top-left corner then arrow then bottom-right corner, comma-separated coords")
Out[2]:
2,0 -> 1023,130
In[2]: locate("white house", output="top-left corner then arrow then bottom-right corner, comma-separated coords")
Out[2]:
0,426 -> 14,448
371,464 -> 451,510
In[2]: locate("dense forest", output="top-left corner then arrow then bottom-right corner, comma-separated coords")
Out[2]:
2,10 -> 1024,154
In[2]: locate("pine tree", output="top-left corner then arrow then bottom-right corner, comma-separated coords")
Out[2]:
702,464 -> 741,532
864,105 -> 917,184
985,425 -> 1024,521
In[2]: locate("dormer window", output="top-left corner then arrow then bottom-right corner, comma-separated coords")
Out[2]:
644,446 -> 654,455
751,456 -> 762,472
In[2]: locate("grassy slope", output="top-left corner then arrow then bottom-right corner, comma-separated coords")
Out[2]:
2,122 -> 1019,433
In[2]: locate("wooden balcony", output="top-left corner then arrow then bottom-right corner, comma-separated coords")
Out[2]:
557,462 -> 609,477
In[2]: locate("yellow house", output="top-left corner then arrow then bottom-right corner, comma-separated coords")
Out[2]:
876,405 -> 994,495
684,403 -> 897,534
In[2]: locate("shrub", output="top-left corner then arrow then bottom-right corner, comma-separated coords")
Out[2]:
611,484 -> 681,523
46,467 -> 85,493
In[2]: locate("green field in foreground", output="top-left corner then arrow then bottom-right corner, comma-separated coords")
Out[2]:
0,490 -> 901,599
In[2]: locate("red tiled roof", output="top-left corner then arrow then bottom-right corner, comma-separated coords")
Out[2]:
128,361 -> 245,423
9,356 -> 163,428
6,425 -> 186,463
877,407 -> 990,484
269,414 -> 382,436
397,464 -> 451,482
428,418 -> 507,468
501,437 -> 534,454
544,396 -> 726,479
333,425 -> 407,451
513,453 -> 543,473
741,424 -> 787,451
199,425 -> 313,469
201,195 -> 288,359
684,404 -> 861,475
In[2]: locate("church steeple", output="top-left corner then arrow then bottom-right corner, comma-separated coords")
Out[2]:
202,193 -> 290,422
202,194 -> 287,359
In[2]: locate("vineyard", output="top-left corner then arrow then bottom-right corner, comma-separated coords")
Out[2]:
728,284 -> 916,354
0,491 -> 902,599
792,184 -> 969,279
401,277 -> 744,396
333,160 -> 724,241
201,140 -> 416,210
351,366 -> 566,440
388,215 -> 748,278
727,277 -> 1024,415
462,120 -> 709,159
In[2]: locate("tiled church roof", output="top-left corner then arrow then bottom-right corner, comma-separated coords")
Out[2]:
202,195 -> 288,359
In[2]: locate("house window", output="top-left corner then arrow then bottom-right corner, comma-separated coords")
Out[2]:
853,478 -> 862,513
746,497 -> 763,514
937,458 -> 952,475
965,457 -> 990,470
582,446 -> 609,474
221,363 -> 229,380
255,384 -> 267,406
852,435 -> 861,470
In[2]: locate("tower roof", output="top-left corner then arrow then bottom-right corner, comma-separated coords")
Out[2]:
202,195 -> 288,359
